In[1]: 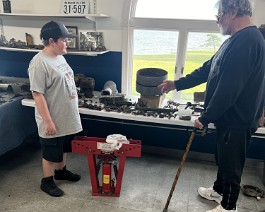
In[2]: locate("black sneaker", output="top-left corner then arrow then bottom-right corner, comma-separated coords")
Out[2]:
40,176 -> 64,197
54,166 -> 81,182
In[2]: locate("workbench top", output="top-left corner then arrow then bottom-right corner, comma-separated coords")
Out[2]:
21,98 -> 265,135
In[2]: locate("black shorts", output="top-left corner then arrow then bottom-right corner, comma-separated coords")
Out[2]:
40,134 -> 75,163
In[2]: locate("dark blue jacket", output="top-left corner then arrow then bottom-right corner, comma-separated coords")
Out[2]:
175,26 -> 265,129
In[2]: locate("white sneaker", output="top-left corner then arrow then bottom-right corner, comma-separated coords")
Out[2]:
198,186 -> 222,203
206,205 -> 237,212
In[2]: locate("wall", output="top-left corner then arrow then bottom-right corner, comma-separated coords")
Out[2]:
0,0 -> 265,159
0,50 -> 122,91
1,0 -> 264,91
0,0 -> 124,51
252,0 -> 265,27
0,0 -> 125,91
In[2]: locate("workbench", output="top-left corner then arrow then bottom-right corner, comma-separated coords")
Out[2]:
0,97 -> 37,156
21,98 -> 265,135
21,97 -> 265,156
22,97 -> 265,184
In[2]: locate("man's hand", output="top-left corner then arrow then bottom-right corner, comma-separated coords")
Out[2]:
194,118 -> 204,129
158,80 -> 176,93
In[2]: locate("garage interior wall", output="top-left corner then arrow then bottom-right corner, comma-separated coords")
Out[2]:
0,0 -> 265,159
0,0 -> 124,91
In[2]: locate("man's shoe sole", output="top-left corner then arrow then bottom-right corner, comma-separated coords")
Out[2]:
197,189 -> 221,204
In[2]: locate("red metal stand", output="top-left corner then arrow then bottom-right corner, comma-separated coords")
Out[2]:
72,136 -> 142,197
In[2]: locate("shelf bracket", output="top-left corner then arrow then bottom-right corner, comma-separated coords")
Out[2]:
93,0 -> 97,30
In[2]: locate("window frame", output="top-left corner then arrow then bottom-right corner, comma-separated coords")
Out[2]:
122,0 -> 221,100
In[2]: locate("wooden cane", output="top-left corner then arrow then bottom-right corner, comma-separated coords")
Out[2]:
163,128 -> 197,212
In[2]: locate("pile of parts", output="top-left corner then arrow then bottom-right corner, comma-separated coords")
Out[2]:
0,76 -> 32,105
74,73 -> 204,120
79,94 -> 204,120
0,32 -> 44,50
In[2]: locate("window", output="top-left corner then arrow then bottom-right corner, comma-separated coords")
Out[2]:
124,0 -> 226,103
180,32 -> 228,101
135,0 -> 217,20
133,30 -> 178,99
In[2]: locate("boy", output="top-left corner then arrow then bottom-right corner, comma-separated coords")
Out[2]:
28,21 -> 83,197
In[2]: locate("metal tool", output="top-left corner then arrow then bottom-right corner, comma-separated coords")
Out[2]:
163,127 -> 207,211
242,184 -> 265,200
71,136 -> 142,197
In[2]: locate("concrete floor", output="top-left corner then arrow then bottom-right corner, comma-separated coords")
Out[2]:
1,143 -> 265,212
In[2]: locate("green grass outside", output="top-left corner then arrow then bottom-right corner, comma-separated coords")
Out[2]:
133,50 -> 216,101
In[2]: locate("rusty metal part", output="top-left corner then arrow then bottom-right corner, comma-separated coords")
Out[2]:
79,77 -> 95,98
0,95 -> 13,105
135,104 -> 177,113
242,185 -> 265,200
74,73 -> 86,87
193,105 -> 204,113
179,116 -> 191,121
0,84 -> 11,92
136,68 -> 168,96
83,102 -> 102,111
102,81 -> 118,96
0,76 -> 29,84
99,95 -> 133,106
0,84 -> 16,98
136,83 -> 163,96
136,68 -> 168,86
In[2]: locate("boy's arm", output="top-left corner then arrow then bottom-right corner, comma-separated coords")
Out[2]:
32,91 -> 56,136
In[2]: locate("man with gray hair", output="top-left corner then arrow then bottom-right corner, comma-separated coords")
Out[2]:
159,0 -> 265,211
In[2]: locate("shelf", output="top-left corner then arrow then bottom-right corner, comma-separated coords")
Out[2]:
0,9 -> 110,54
85,14 -> 109,21
0,13 -> 110,22
0,46 -> 109,56
67,50 -> 109,56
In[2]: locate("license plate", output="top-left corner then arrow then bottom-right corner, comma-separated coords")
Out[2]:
61,0 -> 89,15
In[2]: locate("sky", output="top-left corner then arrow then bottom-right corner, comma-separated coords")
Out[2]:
135,0 -> 218,20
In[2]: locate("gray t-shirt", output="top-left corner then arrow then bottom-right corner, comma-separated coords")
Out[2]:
28,51 -> 82,138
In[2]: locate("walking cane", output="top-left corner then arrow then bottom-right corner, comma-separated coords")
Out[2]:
163,127 -> 207,211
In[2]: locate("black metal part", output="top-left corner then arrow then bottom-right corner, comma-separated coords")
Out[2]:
242,185 -> 265,199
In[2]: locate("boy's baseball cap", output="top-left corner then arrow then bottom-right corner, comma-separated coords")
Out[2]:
40,21 -> 77,40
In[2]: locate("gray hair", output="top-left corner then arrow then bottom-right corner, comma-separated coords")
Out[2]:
217,0 -> 253,17
258,25 -> 265,39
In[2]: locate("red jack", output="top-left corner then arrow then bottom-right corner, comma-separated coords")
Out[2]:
72,136 -> 142,197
